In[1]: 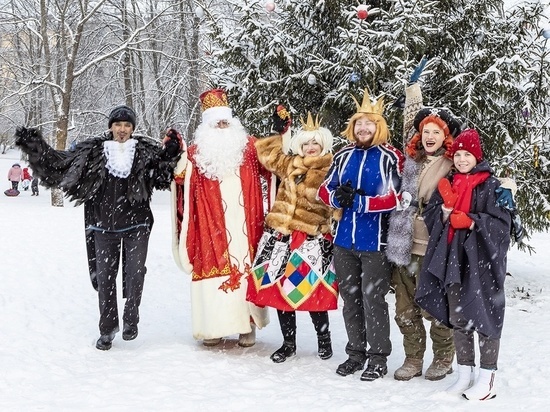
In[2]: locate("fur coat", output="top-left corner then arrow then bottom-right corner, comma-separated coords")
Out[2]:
255,135 -> 339,236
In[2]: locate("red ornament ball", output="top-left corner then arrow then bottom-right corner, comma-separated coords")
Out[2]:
357,6 -> 368,20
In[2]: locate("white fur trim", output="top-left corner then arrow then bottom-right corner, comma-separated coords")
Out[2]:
201,106 -> 233,125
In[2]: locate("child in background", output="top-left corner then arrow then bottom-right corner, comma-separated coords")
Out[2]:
415,129 -> 512,401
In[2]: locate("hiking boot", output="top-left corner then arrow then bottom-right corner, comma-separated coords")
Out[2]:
394,357 -> 423,381
336,358 -> 365,376
122,324 -> 138,341
425,356 -> 453,381
317,332 -> 333,360
360,364 -> 388,382
203,338 -> 222,347
270,341 -> 297,363
96,332 -> 116,351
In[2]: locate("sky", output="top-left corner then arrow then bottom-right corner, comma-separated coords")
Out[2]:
1,148 -> 549,412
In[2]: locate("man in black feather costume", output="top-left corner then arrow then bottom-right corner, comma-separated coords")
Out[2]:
15,105 -> 183,350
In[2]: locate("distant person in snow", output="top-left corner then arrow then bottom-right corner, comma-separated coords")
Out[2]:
15,105 -> 183,350
7,163 -> 23,190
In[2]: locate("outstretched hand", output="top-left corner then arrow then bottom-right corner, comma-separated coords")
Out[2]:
15,126 -> 43,146
272,104 -> 291,135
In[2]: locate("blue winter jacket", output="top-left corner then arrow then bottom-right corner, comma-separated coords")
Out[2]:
318,143 -> 403,251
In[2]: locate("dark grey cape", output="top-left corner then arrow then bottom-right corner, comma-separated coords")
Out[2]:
415,161 -> 512,339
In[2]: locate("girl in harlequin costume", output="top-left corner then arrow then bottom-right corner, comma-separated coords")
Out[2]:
416,129 -> 512,401
247,108 -> 340,363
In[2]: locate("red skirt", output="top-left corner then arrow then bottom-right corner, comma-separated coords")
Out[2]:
246,229 -> 338,311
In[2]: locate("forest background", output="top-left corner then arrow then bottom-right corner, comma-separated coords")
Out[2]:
0,0 -> 549,237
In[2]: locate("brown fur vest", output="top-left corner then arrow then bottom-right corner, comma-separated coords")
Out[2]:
256,135 -> 338,236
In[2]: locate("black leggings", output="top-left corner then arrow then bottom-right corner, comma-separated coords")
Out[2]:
277,310 -> 329,341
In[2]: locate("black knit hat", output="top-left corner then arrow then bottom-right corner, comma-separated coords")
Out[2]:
108,105 -> 136,129
413,107 -> 462,138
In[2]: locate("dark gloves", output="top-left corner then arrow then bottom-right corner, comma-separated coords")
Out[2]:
272,104 -> 291,135
335,181 -> 356,208
15,126 -> 43,147
162,128 -> 184,158
495,187 -> 515,211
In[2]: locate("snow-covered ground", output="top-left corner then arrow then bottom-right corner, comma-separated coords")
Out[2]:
1,148 -> 548,411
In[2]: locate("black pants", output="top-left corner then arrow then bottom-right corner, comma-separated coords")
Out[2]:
277,310 -> 329,342
94,227 -> 150,335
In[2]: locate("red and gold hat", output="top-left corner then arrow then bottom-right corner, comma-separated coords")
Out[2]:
199,88 -> 233,124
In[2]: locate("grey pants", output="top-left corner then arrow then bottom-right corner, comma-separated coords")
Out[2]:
95,227 -> 150,335
447,284 -> 500,369
334,246 -> 392,367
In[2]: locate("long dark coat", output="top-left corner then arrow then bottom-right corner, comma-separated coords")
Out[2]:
415,161 -> 512,339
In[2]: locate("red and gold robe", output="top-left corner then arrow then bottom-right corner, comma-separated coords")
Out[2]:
171,137 -> 271,340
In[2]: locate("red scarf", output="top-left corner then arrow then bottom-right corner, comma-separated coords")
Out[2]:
447,171 -> 490,243
184,138 -> 268,291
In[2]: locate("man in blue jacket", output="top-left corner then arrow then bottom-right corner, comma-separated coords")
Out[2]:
318,90 -> 404,381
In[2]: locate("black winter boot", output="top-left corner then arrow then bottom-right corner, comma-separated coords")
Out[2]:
270,340 -> 296,363
317,332 -> 333,360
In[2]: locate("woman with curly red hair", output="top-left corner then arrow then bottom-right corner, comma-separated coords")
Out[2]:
386,83 -> 462,382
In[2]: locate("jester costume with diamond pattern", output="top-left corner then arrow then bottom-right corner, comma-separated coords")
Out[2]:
246,134 -> 339,312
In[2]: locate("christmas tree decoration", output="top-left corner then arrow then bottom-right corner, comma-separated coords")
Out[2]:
357,5 -> 368,20
307,73 -> 317,85
542,28 -> 550,39
349,72 -> 361,83
265,2 -> 276,12
195,6 -> 204,19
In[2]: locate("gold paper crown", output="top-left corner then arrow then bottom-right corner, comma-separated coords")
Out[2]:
199,88 -> 229,112
351,89 -> 385,116
299,112 -> 321,131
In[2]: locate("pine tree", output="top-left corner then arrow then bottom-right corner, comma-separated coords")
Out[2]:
202,0 -> 550,238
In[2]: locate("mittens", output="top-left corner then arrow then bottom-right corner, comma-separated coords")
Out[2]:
495,187 -> 515,211
335,182 -> 355,208
450,210 -> 473,229
438,178 -> 458,209
163,128 -> 184,157
272,104 -> 291,135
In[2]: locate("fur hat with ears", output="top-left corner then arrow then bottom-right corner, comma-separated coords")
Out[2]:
108,105 -> 136,129
449,128 -> 483,162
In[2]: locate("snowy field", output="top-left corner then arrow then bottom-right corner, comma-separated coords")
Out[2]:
1,148 -> 548,411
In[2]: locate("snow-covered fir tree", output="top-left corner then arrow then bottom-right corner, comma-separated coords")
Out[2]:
200,0 -> 549,238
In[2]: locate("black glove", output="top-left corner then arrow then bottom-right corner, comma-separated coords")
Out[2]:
163,128 -> 183,158
335,181 -> 356,208
272,104 -> 291,135
15,126 -> 43,147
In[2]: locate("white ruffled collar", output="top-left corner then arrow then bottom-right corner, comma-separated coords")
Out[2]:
103,139 -> 137,178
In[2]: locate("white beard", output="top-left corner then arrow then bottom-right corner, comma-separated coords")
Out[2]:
193,120 -> 249,181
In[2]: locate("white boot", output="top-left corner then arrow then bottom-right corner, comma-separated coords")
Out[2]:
463,368 -> 497,401
446,364 -> 474,394
238,324 -> 256,347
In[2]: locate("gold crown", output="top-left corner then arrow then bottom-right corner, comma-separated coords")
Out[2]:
299,112 -> 321,131
351,88 -> 385,115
